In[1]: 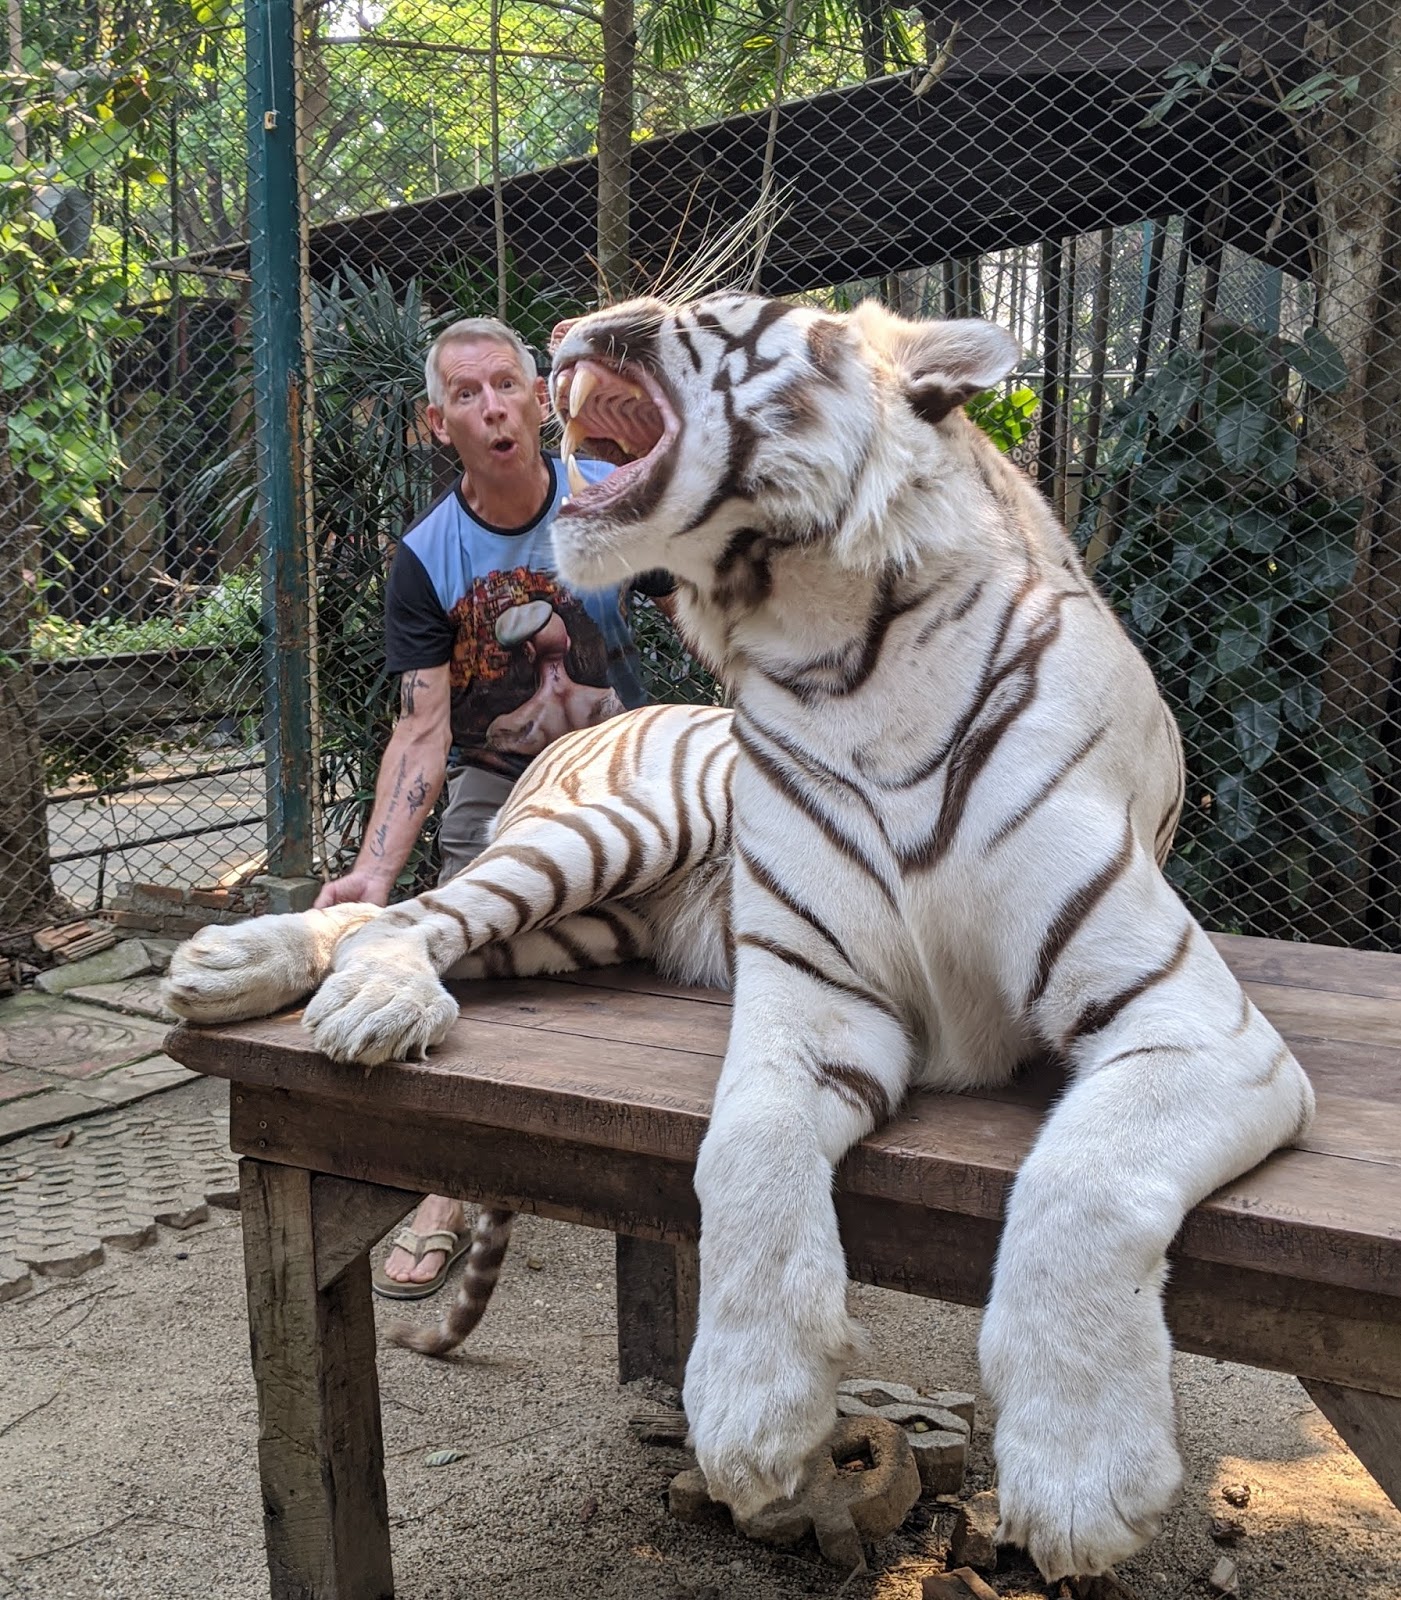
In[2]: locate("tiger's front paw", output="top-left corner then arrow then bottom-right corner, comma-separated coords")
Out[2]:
302,946 -> 458,1066
162,907 -> 377,1023
683,1270 -> 859,1519
981,1297 -> 1182,1579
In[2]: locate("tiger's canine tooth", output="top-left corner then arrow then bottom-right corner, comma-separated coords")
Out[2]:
566,453 -> 589,496
570,364 -> 599,419
562,417 -> 587,460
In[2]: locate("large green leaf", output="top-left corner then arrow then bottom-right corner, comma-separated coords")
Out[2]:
1130,578 -> 1170,636
1282,327 -> 1348,394
1286,525 -> 1356,600
1230,505 -> 1288,554
1215,601 -> 1272,674
1279,671 -> 1322,731
1187,654 -> 1217,707
1324,752 -> 1373,817
1214,404 -> 1269,472
1281,605 -> 1333,656
1231,697 -> 1281,772
1215,772 -> 1261,843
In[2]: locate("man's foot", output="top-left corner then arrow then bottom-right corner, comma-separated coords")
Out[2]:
381,1194 -> 466,1287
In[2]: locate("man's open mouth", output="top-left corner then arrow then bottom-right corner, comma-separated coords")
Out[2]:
551,356 -> 678,516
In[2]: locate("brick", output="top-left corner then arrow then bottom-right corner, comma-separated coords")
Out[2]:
188,889 -> 232,910
949,1491 -> 1000,1572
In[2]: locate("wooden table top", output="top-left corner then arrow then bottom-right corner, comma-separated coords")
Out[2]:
167,931 -> 1401,1300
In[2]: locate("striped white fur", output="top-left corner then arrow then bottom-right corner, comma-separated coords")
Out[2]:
164,702 -> 736,1356
165,291 -> 1316,1582
164,703 -> 735,1052
543,293 -> 1315,1580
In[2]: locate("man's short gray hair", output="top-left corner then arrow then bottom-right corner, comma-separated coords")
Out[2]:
424,318 -> 538,408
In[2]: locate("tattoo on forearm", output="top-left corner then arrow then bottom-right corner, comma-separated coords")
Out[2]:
400,671 -> 429,716
368,757 -> 408,858
406,773 -> 429,816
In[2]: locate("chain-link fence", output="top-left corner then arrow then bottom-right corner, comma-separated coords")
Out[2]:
6,0 -> 1401,954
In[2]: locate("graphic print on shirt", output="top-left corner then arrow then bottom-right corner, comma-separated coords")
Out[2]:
451,567 -> 625,765
383,456 -> 653,779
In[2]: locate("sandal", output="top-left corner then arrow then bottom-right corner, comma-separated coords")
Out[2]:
372,1225 -> 471,1301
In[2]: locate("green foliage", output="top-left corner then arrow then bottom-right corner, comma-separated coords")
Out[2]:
1081,322 -> 1374,939
965,385 -> 1038,453
1139,41 -> 1359,127
31,571 -> 261,660
2,4 -> 228,539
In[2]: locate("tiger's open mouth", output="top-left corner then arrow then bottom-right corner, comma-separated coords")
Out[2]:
551,356 -> 678,518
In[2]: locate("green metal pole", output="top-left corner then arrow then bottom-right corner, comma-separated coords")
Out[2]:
247,0 -> 315,882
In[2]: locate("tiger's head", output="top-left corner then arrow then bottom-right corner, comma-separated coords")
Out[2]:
549,291 -> 1019,594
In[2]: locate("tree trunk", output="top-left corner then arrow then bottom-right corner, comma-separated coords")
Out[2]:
597,0 -> 635,303
1302,2 -> 1401,943
0,436 -> 57,933
1306,3 -> 1401,723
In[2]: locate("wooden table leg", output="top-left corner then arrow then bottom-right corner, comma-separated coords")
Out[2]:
240,1158 -> 395,1599
615,1235 -> 699,1387
1303,1379 -> 1401,1509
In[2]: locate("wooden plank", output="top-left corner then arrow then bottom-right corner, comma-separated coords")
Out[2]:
230,1081 -> 1401,1304
194,1013 -> 1401,1291
555,965 -> 732,1007
615,1236 -> 699,1387
1240,982 -> 1401,1053
310,1175 -> 418,1292
229,1094 -> 1401,1398
1212,932 -> 1401,1002
1303,1380 -> 1401,1508
238,1159 -> 393,1599
449,977 -> 733,1056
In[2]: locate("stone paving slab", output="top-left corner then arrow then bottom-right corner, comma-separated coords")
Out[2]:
0,971 -> 197,1144
63,974 -> 171,1021
0,1076 -> 237,1298
0,1004 -> 170,1078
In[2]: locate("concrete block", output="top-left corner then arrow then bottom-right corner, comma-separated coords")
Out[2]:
837,1378 -> 971,1495
0,1255 -> 33,1302
251,874 -> 321,913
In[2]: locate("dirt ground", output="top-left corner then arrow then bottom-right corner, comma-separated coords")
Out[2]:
1,1204 -> 1398,1600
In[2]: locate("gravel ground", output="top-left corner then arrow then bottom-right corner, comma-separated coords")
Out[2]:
1,1204 -> 1397,1600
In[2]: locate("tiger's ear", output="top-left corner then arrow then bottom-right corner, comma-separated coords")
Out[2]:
852,304 -> 1020,427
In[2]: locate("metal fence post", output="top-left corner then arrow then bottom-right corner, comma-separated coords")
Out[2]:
247,0 -> 317,898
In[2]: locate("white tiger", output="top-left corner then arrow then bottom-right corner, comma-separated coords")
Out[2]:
164,292 -> 1315,1582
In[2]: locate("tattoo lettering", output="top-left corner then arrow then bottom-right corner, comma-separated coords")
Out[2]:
368,758 -> 408,857
400,671 -> 429,716
406,773 -> 430,816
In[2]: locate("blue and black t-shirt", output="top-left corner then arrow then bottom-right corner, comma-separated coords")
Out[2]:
384,454 -> 669,779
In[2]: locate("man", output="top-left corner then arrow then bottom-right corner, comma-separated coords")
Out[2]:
316,315 -> 670,1297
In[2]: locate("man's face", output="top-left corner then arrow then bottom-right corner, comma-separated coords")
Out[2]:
427,337 -> 547,481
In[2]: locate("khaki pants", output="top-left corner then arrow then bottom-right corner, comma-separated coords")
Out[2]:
436,765 -> 515,885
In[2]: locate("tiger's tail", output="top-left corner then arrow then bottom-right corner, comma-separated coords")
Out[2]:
388,1208 -> 516,1357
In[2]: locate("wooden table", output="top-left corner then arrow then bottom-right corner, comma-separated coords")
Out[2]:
167,931 -> 1401,1600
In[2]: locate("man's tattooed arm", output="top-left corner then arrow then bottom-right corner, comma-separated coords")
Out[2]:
400,670 -> 430,716
368,756 -> 408,858
406,773 -> 430,816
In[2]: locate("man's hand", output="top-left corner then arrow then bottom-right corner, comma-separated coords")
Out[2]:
314,868 -> 394,910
